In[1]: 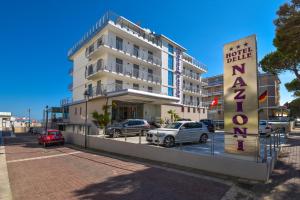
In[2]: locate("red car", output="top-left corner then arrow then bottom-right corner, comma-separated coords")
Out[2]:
38,129 -> 65,147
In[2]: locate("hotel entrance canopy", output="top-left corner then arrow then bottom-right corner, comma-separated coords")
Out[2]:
89,88 -> 180,105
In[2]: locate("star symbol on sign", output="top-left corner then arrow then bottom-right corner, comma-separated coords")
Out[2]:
236,45 -> 240,49
229,47 -> 233,51
244,42 -> 248,46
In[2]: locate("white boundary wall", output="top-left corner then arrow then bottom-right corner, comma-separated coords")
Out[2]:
63,131 -> 274,182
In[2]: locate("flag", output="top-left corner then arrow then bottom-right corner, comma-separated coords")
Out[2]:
210,97 -> 218,107
259,90 -> 268,103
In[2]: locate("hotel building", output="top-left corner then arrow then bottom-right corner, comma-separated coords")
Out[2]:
202,73 -> 281,121
65,12 -> 208,132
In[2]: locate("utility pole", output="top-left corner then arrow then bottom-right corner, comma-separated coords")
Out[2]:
45,105 -> 49,131
28,108 -> 31,128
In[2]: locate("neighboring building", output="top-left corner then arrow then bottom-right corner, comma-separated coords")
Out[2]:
0,112 -> 12,131
65,11 -> 208,133
203,73 -> 281,120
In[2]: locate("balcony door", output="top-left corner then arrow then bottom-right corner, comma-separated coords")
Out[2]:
116,36 -> 123,50
116,58 -> 123,73
133,64 -> 139,78
115,80 -> 123,91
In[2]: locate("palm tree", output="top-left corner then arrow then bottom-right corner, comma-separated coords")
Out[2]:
167,110 -> 176,122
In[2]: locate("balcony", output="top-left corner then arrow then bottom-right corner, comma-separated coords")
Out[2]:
85,35 -> 162,67
68,11 -> 162,58
182,69 -> 200,80
182,52 -> 207,72
68,83 -> 73,92
207,90 -> 223,96
86,63 -> 161,85
182,100 -> 200,107
68,67 -> 73,76
86,83 -> 179,104
205,80 -> 224,88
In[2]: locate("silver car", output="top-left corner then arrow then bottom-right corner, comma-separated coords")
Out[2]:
146,121 -> 209,147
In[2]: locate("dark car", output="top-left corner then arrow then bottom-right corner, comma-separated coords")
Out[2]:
105,119 -> 150,138
200,119 -> 215,133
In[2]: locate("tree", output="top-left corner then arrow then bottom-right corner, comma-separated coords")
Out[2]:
167,110 -> 178,122
285,78 -> 300,96
260,0 -> 300,85
92,102 -> 116,129
287,98 -> 300,117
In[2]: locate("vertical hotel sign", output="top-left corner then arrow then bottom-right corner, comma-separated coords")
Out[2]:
223,35 -> 259,159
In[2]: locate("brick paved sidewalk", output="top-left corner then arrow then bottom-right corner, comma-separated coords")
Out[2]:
4,133 -> 230,200
241,130 -> 300,200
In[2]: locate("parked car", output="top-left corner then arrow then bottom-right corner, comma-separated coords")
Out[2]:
259,120 -> 272,137
146,121 -> 209,147
105,119 -> 150,138
200,119 -> 215,132
38,129 -> 65,147
295,118 -> 300,127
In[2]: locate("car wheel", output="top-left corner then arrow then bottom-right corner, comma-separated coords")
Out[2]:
113,130 -> 121,138
200,134 -> 208,143
164,136 -> 175,148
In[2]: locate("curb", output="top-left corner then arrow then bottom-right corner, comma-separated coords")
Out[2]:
0,132 -> 12,200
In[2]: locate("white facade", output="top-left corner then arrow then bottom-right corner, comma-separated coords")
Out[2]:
68,12 -> 208,123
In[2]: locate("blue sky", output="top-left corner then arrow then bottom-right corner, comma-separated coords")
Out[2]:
0,0 -> 294,119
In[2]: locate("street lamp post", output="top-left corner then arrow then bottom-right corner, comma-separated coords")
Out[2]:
84,90 -> 90,149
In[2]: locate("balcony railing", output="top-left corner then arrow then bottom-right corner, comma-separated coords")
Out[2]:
87,83 -> 169,98
182,101 -> 200,107
86,63 -> 161,84
68,11 -> 162,58
207,90 -> 223,96
85,34 -> 162,66
182,70 -> 200,80
182,52 -> 207,71
206,80 -> 223,87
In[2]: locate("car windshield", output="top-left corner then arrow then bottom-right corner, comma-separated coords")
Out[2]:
259,121 -> 267,125
164,122 -> 182,129
48,131 -> 60,135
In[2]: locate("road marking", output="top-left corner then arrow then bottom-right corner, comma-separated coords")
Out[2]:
7,151 -> 81,163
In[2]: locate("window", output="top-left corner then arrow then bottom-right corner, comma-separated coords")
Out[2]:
115,80 -> 123,91
168,87 -> 173,96
181,106 -> 184,112
133,64 -> 139,77
79,107 -> 82,115
116,58 -> 123,73
203,109 -> 205,114
148,86 -> 153,93
116,36 -> 123,50
133,83 -> 139,90
168,55 -> 173,70
168,44 -> 174,54
133,45 -> 139,57
190,96 -> 193,104
75,107 -> 77,115
188,107 -> 190,112
197,97 -> 200,106
183,94 -> 186,103
168,71 -> 173,86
